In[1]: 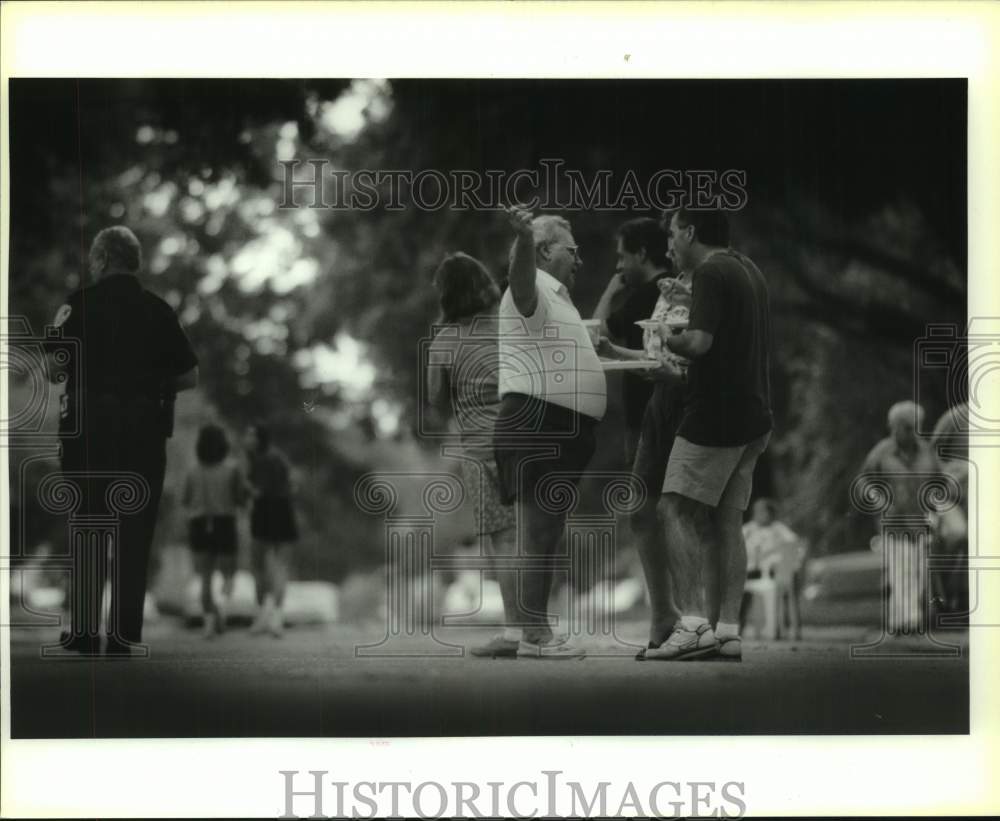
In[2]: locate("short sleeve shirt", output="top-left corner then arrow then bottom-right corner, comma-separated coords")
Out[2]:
678,250 -> 773,446
861,437 -> 942,519
497,269 -> 607,420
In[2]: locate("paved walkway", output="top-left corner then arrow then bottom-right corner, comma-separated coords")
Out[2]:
8,620 -> 969,737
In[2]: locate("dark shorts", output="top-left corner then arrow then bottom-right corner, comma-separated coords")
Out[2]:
631,383 -> 685,515
189,515 -> 238,556
493,393 -> 598,507
251,496 -> 298,543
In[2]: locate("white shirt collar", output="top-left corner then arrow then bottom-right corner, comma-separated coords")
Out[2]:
536,268 -> 567,295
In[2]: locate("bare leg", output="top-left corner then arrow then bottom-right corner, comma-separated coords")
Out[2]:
488,525 -> 524,628
217,553 -> 237,631
219,554 -> 236,601
662,493 -> 713,618
637,498 -> 681,644
195,553 -> 216,617
267,544 -> 290,609
713,505 -> 748,625
251,539 -> 269,606
705,539 -> 722,626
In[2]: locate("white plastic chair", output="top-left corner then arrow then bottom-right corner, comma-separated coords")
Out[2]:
743,539 -> 804,640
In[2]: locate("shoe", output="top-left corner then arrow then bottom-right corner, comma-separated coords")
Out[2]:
104,638 -> 136,656
469,635 -> 520,659
635,641 -> 660,661
249,607 -> 270,635
517,637 -> 586,660
635,628 -> 677,660
645,623 -> 717,661
268,608 -> 284,638
216,601 -> 228,634
714,635 -> 742,662
58,631 -> 100,653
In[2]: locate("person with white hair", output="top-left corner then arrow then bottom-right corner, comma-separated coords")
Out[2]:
860,400 -> 943,632
45,226 -> 199,655
492,206 -> 607,660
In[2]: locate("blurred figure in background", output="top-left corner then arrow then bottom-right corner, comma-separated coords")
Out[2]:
743,498 -> 801,579
740,498 -> 804,638
183,424 -> 249,639
246,423 -> 298,638
930,402 -> 969,615
860,400 -> 941,632
425,251 -> 522,658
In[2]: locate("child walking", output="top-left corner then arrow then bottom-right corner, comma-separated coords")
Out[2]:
183,425 -> 249,638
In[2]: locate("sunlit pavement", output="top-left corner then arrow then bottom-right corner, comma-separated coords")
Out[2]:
8,620 -> 969,738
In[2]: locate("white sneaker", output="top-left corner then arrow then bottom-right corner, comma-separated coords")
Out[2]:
645,623 -> 717,661
517,637 -> 585,660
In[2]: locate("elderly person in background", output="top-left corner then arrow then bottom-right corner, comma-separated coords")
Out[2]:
930,402 -> 970,614
494,207 -> 607,660
860,400 -> 942,632
424,251 -> 522,658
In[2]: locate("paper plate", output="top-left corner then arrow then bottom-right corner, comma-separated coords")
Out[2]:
600,359 -> 659,371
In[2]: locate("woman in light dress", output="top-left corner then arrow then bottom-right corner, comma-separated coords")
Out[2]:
425,252 -> 523,658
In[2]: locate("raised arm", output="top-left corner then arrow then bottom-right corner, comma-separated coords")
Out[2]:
506,206 -> 538,317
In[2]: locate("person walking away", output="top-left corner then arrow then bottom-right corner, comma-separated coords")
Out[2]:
246,423 -> 298,638
183,424 -> 249,639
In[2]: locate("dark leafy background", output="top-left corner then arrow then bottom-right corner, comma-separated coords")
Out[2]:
8,79 -> 967,582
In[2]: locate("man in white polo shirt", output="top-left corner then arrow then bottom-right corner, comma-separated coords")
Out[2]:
492,206 -> 607,660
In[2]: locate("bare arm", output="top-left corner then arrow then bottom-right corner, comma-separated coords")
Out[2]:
596,337 -> 645,361
506,206 -> 538,317
591,274 -> 627,337
422,338 -> 452,434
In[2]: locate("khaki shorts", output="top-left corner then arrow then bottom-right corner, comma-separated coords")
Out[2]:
663,432 -> 771,510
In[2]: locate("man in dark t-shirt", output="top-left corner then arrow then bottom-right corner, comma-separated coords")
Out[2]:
592,217 -> 670,463
46,226 -> 199,655
645,209 -> 773,663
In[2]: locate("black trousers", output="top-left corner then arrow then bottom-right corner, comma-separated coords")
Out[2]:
59,396 -> 167,644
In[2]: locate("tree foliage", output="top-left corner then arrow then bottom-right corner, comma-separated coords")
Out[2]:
9,78 -> 966,566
